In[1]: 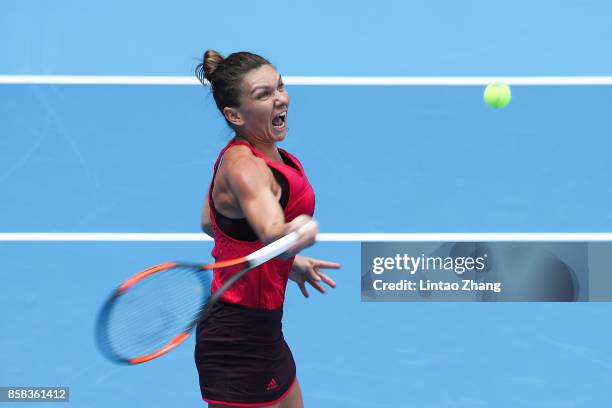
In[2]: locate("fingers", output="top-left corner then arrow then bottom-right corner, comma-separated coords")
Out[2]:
309,258 -> 342,269
283,216 -> 318,258
308,279 -> 326,294
299,282 -> 309,298
306,266 -> 334,293
317,271 -> 336,289
296,218 -> 318,237
295,220 -> 317,249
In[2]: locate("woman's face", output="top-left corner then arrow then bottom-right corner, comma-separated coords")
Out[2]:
225,64 -> 289,144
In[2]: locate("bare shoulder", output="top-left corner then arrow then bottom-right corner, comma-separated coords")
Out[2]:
222,144 -> 253,162
221,145 -> 272,191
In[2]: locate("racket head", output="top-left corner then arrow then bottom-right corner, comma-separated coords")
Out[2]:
95,262 -> 213,365
94,224 -> 306,365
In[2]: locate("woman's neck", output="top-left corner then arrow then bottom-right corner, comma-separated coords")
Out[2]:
235,136 -> 282,162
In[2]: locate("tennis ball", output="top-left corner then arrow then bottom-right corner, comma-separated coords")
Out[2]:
483,82 -> 511,109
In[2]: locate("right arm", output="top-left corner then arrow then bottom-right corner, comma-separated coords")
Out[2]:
223,149 -> 317,252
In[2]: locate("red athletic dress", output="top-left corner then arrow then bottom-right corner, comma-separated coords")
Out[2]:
195,138 -> 315,407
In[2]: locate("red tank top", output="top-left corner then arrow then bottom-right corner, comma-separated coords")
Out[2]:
208,138 -> 315,309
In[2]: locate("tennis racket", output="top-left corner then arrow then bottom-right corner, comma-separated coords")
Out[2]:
95,221 -> 316,365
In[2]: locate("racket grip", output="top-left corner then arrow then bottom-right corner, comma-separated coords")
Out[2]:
245,220 -> 318,267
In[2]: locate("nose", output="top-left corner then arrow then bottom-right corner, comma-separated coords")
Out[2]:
274,89 -> 289,105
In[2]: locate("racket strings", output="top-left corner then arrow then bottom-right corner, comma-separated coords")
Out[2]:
103,265 -> 212,359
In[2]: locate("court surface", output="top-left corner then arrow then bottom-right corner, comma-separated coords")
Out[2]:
2,1 -> 612,407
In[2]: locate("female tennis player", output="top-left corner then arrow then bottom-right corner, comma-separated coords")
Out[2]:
194,50 -> 340,408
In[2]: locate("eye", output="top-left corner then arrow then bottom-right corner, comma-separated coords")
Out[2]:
277,82 -> 285,91
257,91 -> 270,99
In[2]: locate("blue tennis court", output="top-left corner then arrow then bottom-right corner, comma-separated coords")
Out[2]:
2,1 -> 612,407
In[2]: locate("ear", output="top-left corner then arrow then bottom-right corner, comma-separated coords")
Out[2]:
223,107 -> 244,127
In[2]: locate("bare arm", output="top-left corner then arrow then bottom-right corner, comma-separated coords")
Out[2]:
201,195 -> 214,238
224,149 -> 316,250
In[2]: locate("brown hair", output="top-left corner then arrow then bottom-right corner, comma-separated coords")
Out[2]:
195,50 -> 271,126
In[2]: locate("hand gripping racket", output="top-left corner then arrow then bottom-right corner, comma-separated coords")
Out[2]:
95,221 -> 316,365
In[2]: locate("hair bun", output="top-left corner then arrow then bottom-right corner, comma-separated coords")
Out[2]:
201,50 -> 224,83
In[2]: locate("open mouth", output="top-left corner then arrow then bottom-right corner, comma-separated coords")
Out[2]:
272,111 -> 287,130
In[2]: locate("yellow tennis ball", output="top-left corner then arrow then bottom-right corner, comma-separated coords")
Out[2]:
483,82 -> 511,109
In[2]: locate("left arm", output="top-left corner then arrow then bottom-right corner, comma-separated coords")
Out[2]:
201,194 -> 214,238
290,255 -> 341,297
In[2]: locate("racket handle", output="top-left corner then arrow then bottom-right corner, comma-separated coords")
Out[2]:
208,220 -> 318,305
245,220 -> 318,267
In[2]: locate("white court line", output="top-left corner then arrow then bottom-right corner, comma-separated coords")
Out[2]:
1,75 -> 612,86
1,233 -> 612,242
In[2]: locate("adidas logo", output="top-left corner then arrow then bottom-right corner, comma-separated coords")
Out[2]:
266,378 -> 279,391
